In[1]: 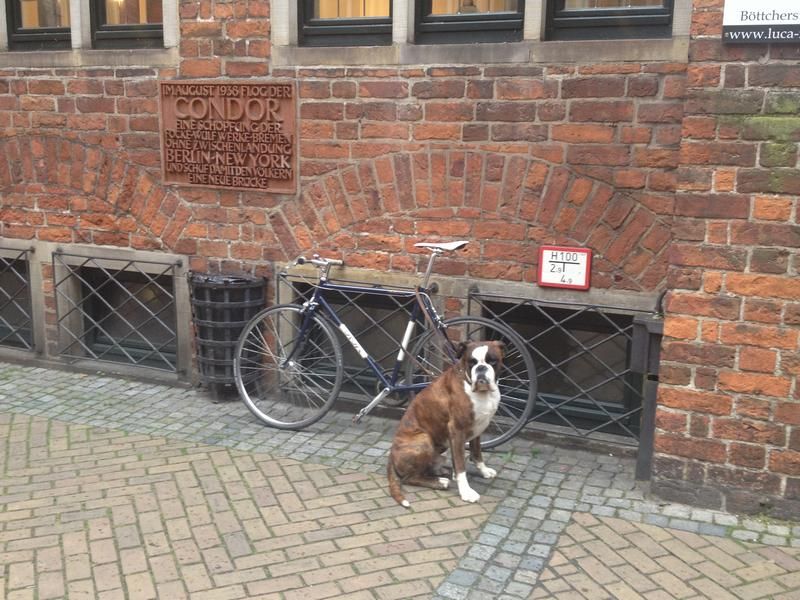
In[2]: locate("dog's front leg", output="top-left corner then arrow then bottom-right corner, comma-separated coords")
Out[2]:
449,423 -> 480,503
469,438 -> 497,480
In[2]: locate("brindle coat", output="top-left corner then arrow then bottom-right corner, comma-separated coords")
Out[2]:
387,341 -> 504,507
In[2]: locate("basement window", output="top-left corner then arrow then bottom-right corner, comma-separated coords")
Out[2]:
0,250 -> 34,350
474,294 -> 648,442
53,251 -> 180,372
78,268 -> 177,369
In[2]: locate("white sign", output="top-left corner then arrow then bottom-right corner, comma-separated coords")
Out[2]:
723,0 -> 800,43
538,246 -> 592,291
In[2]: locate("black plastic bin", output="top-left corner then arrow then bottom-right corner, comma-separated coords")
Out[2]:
189,273 -> 267,398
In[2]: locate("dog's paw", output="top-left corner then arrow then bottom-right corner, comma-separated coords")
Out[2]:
477,464 -> 497,479
460,487 -> 480,503
438,477 -> 450,489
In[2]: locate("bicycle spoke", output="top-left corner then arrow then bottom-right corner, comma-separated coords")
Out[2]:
235,305 -> 343,429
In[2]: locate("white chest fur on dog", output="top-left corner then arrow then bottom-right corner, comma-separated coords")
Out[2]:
466,386 -> 500,439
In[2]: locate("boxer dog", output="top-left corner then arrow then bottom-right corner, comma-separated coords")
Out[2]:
387,340 -> 504,507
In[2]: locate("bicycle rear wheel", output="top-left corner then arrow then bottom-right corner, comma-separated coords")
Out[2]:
234,304 -> 343,429
405,316 -> 536,448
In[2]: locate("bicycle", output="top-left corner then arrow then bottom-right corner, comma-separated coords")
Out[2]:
233,241 -> 537,448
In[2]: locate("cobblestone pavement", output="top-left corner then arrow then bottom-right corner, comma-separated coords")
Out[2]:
1,362 -> 799,600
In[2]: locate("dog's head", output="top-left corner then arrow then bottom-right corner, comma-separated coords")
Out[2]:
457,341 -> 505,393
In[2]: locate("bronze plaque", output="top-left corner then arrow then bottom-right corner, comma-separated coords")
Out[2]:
159,80 -> 297,194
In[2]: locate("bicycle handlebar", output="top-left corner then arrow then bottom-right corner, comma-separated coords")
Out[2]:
296,255 -> 344,269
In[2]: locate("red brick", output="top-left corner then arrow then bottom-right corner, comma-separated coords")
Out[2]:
739,347 -> 777,373
674,194 -> 749,219
727,273 -> 800,300
551,124 -> 615,143
562,77 -> 626,98
180,59 -> 222,78
655,434 -> 726,463
570,100 -> 634,122
496,79 -> 557,100
720,323 -> 797,350
666,292 -> 741,320
656,409 -> 688,433
668,244 -> 746,271
713,418 -> 785,445
680,142 -> 757,167
566,145 -> 630,166
425,102 -> 473,121
718,371 -> 792,398
735,397 -> 772,421
664,317 -> 699,340
659,387 -> 732,416
753,196 -> 793,221
359,81 -> 408,98
728,443 -> 766,468
690,414 -> 710,437
776,402 -> 800,426
743,298 -> 783,324
769,450 -> 800,476
637,103 -> 683,123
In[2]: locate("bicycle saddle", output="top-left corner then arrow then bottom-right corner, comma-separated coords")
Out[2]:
414,241 -> 469,252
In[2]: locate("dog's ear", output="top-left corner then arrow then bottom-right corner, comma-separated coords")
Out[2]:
456,341 -> 469,359
494,341 -> 506,356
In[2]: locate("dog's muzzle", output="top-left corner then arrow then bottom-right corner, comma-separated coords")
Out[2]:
472,367 -> 493,391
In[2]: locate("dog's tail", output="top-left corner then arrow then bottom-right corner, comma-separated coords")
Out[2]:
387,460 -> 410,508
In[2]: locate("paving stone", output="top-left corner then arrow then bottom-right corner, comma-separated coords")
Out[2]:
1,361 -> 799,600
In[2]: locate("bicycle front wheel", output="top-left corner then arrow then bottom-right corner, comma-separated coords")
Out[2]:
405,316 -> 536,449
234,304 -> 343,430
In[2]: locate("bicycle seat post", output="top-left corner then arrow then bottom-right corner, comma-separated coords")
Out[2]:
419,249 -> 442,290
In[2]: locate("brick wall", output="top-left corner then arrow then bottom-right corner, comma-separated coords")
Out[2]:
653,0 -> 800,517
0,62 -> 682,287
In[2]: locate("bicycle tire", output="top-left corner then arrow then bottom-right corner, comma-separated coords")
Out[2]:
234,304 -> 344,430
404,315 -> 537,449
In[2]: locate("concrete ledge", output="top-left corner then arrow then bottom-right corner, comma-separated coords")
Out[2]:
272,37 -> 689,67
0,47 -> 179,68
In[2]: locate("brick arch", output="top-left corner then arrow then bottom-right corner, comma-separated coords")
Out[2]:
0,135 -> 185,250
288,148 -> 672,292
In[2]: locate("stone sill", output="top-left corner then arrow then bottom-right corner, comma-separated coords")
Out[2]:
273,37 -> 689,67
0,47 -> 178,69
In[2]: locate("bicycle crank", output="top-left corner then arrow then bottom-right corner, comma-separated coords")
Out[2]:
353,387 -> 392,423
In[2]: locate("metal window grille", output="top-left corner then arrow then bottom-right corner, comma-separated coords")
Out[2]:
470,292 -> 661,447
278,272 -> 425,401
53,251 -> 179,371
0,248 -> 34,350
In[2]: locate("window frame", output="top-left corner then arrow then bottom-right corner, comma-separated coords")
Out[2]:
546,0 -> 674,41
5,0 -> 71,50
298,0 -> 393,47
414,0 -> 524,44
2,0 -> 176,51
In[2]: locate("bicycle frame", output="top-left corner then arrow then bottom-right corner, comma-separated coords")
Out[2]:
289,277 -> 454,422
